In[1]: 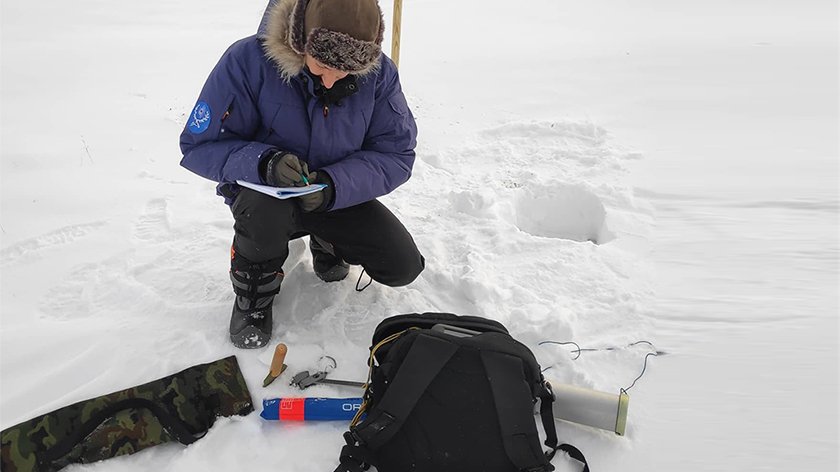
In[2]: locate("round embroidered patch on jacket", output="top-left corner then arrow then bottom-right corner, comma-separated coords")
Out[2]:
188,101 -> 211,134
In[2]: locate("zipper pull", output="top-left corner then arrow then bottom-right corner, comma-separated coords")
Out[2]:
323,105 -> 329,117
221,101 -> 235,122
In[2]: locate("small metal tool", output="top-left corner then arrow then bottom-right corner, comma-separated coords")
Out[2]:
290,370 -> 365,389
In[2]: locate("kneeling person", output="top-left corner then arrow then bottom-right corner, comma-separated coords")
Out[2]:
179,0 -> 425,348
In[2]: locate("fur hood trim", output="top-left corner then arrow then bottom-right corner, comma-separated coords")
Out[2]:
259,0 -> 384,81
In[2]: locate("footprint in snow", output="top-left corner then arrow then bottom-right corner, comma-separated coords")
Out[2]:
0,221 -> 108,267
133,198 -> 171,243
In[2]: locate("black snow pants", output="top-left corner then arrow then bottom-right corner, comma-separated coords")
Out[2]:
229,188 -> 425,287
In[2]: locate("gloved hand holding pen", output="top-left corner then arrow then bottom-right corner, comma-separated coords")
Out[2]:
264,151 -> 309,187
261,150 -> 334,212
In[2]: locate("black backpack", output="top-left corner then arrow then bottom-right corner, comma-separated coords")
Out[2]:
335,313 -> 589,472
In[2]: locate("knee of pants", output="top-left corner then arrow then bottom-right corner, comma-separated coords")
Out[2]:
232,189 -> 297,254
376,254 -> 425,287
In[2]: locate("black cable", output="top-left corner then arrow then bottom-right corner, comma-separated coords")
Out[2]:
539,340 -> 662,392
621,351 -> 658,393
538,341 -> 583,360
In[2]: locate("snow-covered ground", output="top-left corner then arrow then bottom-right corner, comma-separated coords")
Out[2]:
1,0 -> 837,471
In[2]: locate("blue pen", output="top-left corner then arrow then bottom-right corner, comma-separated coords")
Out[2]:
301,172 -> 310,186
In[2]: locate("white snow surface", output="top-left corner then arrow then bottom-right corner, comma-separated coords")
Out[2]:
1,0 -> 837,471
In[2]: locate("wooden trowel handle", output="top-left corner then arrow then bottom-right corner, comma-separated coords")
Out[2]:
270,343 -> 288,377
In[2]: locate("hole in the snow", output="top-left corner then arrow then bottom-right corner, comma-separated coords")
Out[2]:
514,183 -> 614,244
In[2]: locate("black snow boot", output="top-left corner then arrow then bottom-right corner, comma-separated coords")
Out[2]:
310,236 -> 349,282
229,268 -> 283,349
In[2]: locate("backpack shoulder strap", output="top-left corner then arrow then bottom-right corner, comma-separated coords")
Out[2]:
481,350 -> 555,472
353,333 -> 459,448
335,333 -> 459,472
539,383 -> 591,472
481,351 -> 591,472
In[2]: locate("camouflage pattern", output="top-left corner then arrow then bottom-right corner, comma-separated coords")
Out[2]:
1,356 -> 253,472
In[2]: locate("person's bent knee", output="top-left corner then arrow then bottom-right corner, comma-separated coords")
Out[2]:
233,189 -> 296,233
375,254 -> 425,287
231,188 -> 297,263
233,188 -> 296,220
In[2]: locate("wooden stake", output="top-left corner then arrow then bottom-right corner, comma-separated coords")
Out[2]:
391,0 -> 403,68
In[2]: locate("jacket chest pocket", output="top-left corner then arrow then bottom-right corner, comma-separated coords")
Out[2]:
315,105 -> 369,161
264,101 -> 311,156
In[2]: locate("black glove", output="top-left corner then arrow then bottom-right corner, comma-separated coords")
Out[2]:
299,171 -> 335,212
263,151 -> 310,187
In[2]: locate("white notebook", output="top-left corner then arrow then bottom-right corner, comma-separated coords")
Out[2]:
236,180 -> 327,200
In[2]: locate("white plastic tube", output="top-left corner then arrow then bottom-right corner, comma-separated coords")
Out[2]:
545,380 -> 629,435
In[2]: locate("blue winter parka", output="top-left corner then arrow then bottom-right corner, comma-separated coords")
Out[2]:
179,0 -> 417,211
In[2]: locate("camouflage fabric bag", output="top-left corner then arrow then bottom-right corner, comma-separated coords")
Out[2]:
1,355 -> 253,472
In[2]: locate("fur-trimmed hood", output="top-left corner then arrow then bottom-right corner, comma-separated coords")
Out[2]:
258,0 -> 383,82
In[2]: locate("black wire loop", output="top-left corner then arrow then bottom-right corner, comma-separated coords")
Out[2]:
539,340 -> 661,392
355,269 -> 373,292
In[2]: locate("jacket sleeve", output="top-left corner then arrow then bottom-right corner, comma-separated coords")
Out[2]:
319,59 -> 418,210
179,41 -> 274,185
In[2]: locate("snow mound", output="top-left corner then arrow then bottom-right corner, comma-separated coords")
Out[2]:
514,182 -> 614,244
448,188 -> 497,219
473,120 -> 635,174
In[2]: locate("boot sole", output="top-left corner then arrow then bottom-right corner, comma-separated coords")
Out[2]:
230,326 -> 271,349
